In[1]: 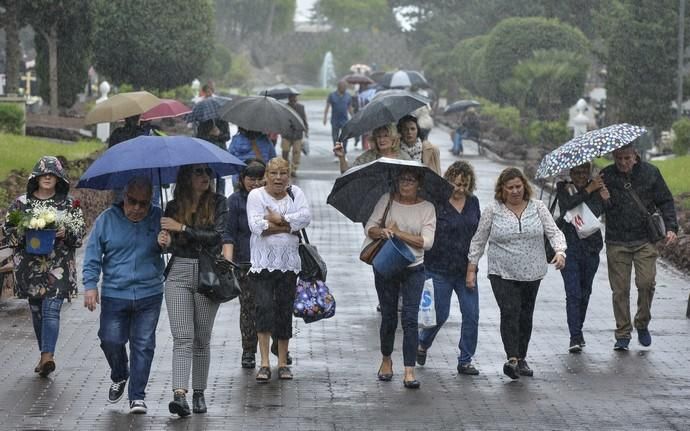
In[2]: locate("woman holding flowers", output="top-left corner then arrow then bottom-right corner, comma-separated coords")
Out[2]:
2,156 -> 85,377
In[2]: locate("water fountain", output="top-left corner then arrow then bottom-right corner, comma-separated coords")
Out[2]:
320,51 -> 336,88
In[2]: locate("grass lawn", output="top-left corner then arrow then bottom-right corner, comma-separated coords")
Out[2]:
595,155 -> 690,195
0,133 -> 103,179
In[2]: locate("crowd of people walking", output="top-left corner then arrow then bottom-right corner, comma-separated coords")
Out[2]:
0,78 -> 680,418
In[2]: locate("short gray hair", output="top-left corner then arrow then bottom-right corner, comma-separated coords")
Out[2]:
123,176 -> 153,196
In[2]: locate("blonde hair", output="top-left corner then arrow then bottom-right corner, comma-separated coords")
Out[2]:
265,157 -> 290,175
372,123 -> 401,154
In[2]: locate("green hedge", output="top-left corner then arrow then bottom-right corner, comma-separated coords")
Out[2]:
0,103 -> 24,134
671,117 -> 690,156
482,17 -> 590,102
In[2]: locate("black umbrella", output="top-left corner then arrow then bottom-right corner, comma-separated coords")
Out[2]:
379,70 -> 430,89
338,90 -> 429,141
443,100 -> 481,115
327,158 -> 453,223
259,86 -> 300,100
219,95 -> 306,136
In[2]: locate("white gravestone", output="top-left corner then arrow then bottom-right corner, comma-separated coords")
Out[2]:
96,81 -> 111,143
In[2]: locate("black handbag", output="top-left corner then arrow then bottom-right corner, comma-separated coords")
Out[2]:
626,186 -> 666,243
544,195 -> 561,262
197,249 -> 241,303
297,228 -> 327,282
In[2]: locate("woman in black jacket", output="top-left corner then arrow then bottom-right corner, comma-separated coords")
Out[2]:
158,164 -> 227,417
556,162 -> 608,353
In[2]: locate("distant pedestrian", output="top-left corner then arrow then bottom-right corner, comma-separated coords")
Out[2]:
246,158 -> 311,383
467,167 -> 565,379
82,176 -> 163,414
334,123 -> 411,174
364,168 -> 436,389
600,144 -> 678,351
223,160 -> 266,369
323,81 -> 353,154
3,156 -> 85,378
282,94 -> 309,177
107,115 -> 147,148
556,163 -> 608,353
417,161 -> 481,375
397,115 -> 441,175
158,164 -> 228,417
451,108 -> 480,156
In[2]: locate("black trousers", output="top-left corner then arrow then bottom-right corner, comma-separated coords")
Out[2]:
489,275 -> 541,359
250,269 -> 297,340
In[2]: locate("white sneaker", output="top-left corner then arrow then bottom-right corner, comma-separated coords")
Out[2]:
129,399 -> 147,414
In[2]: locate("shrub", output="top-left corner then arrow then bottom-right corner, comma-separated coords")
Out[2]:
526,120 -> 570,149
671,117 -> 690,155
0,103 -> 24,134
479,99 -> 521,132
482,17 -> 590,102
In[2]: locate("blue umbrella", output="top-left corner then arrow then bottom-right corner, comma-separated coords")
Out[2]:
78,135 -> 245,190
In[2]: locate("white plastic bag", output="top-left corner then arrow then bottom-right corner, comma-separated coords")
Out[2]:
564,202 -> 601,239
301,138 -> 310,156
418,279 -> 436,329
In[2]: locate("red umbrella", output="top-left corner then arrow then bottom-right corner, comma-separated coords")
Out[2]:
140,99 -> 191,121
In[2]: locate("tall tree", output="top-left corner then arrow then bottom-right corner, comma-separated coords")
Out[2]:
215,0 -> 295,42
313,0 -> 396,31
93,0 -> 215,90
596,0 -> 679,129
0,0 -> 23,95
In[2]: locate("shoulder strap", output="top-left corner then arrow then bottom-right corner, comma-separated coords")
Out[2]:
379,196 -> 393,227
548,194 -> 558,215
626,185 -> 652,216
285,187 -> 308,244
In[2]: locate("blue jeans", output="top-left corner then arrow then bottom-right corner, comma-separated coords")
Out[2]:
374,264 -> 425,367
29,297 -> 64,353
452,129 -> 464,154
99,293 -> 163,401
419,271 -> 479,365
560,252 -> 600,339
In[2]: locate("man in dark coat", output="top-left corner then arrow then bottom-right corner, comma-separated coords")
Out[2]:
281,94 -> 309,177
601,144 -> 678,351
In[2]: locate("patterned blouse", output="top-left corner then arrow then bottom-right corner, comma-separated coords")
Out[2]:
468,199 -> 566,282
246,185 -> 311,274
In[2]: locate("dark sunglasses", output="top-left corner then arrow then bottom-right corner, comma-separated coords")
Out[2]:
125,194 -> 150,208
192,167 -> 213,177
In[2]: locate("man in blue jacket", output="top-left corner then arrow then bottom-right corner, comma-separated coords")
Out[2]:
83,176 -> 165,415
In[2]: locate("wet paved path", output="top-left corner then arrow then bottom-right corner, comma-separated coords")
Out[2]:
1,100 -> 689,430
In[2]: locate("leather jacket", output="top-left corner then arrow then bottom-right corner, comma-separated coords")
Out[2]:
164,193 -> 228,258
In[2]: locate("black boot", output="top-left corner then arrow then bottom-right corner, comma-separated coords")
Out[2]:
192,390 -> 207,414
168,391 -> 191,417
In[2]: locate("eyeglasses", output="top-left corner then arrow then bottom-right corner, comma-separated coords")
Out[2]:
192,167 -> 213,177
125,194 -> 150,208
399,176 -> 418,184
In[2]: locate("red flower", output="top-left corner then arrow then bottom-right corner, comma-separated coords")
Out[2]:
72,199 -> 81,209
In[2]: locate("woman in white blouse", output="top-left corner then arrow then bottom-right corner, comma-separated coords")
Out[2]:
466,167 -> 565,380
246,158 -> 311,382
364,167 -> 436,389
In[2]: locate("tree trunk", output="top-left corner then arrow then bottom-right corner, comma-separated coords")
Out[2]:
4,0 -> 21,95
263,0 -> 276,41
47,25 -> 59,116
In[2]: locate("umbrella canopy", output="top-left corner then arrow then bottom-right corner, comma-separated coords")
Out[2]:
78,135 -> 245,190
327,158 -> 453,223
219,95 -> 305,136
186,96 -> 232,123
342,73 -> 375,85
379,70 -> 430,89
535,123 -> 648,179
338,90 -> 429,141
84,91 -> 161,125
259,86 -> 301,99
140,99 -> 191,121
350,63 -> 372,74
444,100 -> 481,115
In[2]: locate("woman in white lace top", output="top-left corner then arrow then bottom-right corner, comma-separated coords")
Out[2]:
466,167 -> 566,380
246,157 -> 311,382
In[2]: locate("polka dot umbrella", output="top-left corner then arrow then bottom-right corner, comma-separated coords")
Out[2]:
535,123 -> 647,179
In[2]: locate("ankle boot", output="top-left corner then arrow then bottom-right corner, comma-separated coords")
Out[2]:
192,390 -> 207,413
168,391 -> 191,417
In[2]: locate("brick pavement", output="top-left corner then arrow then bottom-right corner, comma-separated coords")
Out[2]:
0,100 -> 689,430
